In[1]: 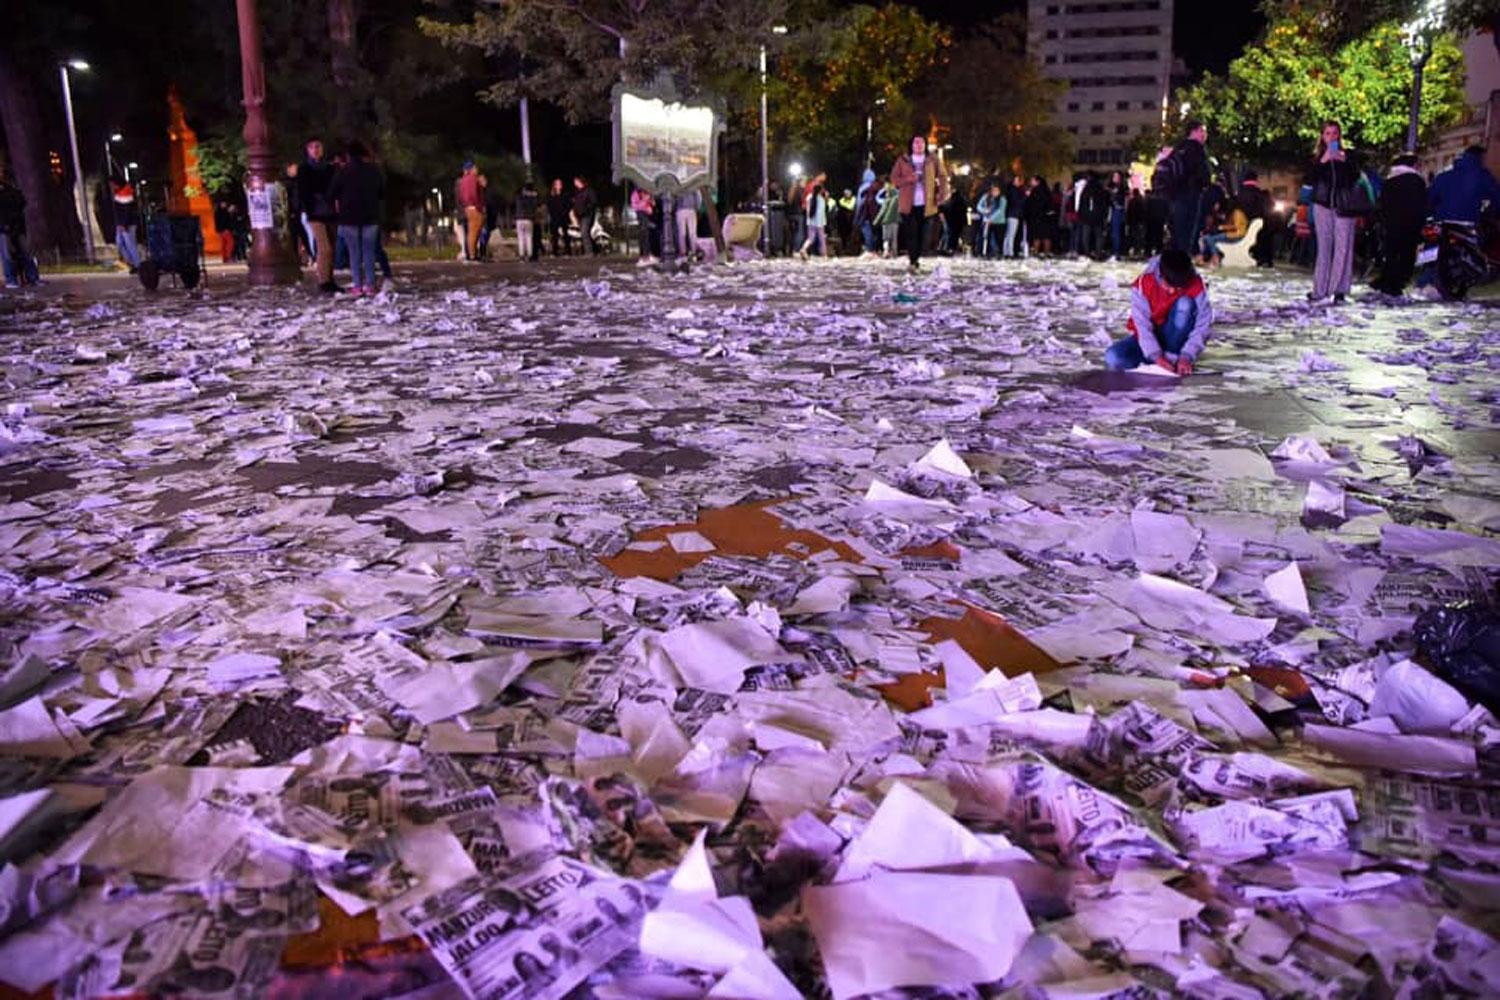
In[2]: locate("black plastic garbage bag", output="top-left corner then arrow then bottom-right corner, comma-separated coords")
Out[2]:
1414,602 -> 1500,716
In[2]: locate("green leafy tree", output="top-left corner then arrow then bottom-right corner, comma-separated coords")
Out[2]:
420,0 -> 788,124
1146,10 -> 1467,167
914,21 -> 1073,180
195,134 -> 247,196
769,3 -> 949,177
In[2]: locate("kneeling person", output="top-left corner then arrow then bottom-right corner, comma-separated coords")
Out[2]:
1105,248 -> 1213,376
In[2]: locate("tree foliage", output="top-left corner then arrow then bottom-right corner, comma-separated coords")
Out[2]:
768,3 -> 949,178
420,0 -> 788,124
1158,10 -> 1467,166
1261,0 -> 1500,54
914,21 -> 1073,180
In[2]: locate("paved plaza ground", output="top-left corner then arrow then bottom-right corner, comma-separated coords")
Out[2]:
1,256 -> 1498,997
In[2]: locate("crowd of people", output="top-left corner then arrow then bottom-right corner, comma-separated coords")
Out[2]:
758,122 -> 1500,304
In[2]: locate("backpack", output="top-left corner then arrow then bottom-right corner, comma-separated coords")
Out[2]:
1152,148 -> 1184,198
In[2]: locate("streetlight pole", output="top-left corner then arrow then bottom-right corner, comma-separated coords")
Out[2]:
235,0 -> 300,285
520,96 -> 533,179
761,25 -> 787,257
59,61 -> 94,264
1404,0 -> 1448,153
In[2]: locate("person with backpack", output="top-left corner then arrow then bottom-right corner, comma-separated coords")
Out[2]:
1157,121 -> 1211,255
1304,120 -> 1362,304
891,135 -> 948,272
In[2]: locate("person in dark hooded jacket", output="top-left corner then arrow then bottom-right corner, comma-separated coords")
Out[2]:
1428,146 -> 1500,224
1372,153 -> 1428,296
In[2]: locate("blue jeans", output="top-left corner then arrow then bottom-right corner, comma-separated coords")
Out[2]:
0,233 -> 12,285
116,227 -> 141,268
339,224 -> 379,289
1105,296 -> 1196,370
1171,195 -> 1200,254
1109,206 -> 1124,256
861,220 -> 877,252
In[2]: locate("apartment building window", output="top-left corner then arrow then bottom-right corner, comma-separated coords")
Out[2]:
1066,25 -> 1161,38
1063,1 -> 1160,11
1090,125 -> 1105,135
1142,100 -> 1156,110
1091,101 -> 1105,111
1063,51 -> 1159,64
1046,55 -> 1057,64
1116,124 -> 1130,134
1066,102 -> 1080,111
1116,101 -> 1130,110
1071,75 -> 1159,87
1046,29 -> 1059,39
1067,126 -> 1080,134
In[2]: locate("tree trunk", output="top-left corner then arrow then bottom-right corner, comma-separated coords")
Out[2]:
0,40 -> 83,258
327,0 -> 358,139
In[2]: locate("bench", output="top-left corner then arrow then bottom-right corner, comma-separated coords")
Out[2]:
1218,218 -> 1265,269
722,213 -> 765,262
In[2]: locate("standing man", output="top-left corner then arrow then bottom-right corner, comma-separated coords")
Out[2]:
1166,121 -> 1211,255
515,180 -> 539,263
458,160 -> 483,263
547,178 -> 571,257
891,135 -> 948,273
674,187 -> 700,261
298,139 -> 338,292
1372,154 -> 1428,297
111,182 -> 142,273
1003,174 -> 1026,258
573,176 -> 599,256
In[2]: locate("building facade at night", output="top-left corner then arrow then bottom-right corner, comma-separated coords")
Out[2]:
1027,0 -> 1174,171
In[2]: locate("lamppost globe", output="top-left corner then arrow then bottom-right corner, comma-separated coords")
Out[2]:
771,24 -> 787,34
67,59 -> 90,71
788,162 -> 803,180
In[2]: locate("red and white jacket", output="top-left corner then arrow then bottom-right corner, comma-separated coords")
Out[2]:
1126,256 -> 1214,361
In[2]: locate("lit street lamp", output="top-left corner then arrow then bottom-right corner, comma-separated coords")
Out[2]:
104,131 -> 123,182
58,59 -> 95,263
760,24 -> 787,255
1403,0 -> 1448,153
866,96 -> 886,169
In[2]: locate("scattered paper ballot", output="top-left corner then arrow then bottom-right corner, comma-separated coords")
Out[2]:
914,439 -> 973,478
640,830 -> 801,999
1263,562 -> 1310,615
804,870 -> 1033,1000
667,530 -> 717,554
206,652 -> 282,687
658,618 -> 794,694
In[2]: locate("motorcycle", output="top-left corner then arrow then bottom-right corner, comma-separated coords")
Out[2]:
1418,216 -> 1500,300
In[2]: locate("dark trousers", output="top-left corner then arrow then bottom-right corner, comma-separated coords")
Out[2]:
902,210 -> 929,266
579,212 -> 598,254
550,220 -> 570,256
1170,195 -> 1201,254
1377,227 -> 1421,293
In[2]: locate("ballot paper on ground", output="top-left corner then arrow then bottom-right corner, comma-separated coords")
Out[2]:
640,830 -> 800,998
657,618 -> 795,694
803,870 -> 1033,1000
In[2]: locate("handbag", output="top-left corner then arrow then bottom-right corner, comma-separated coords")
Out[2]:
1334,172 -> 1374,218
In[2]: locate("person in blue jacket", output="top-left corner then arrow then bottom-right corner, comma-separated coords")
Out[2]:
1429,146 -> 1500,224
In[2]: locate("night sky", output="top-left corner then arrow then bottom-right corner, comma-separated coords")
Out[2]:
906,0 -> 1267,77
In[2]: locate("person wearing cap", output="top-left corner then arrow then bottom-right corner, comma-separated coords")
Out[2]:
111,181 -> 142,273
458,160 -> 483,263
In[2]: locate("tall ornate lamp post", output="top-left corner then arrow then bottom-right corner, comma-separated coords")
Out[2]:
1403,0 -> 1448,153
236,0 -> 300,285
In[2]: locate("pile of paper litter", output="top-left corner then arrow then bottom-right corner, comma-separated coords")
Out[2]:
1,257 -> 1497,998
